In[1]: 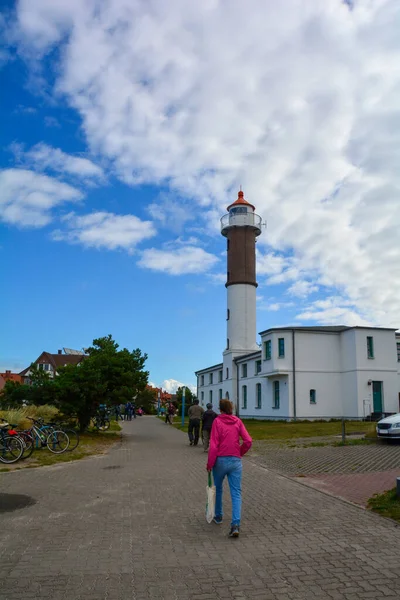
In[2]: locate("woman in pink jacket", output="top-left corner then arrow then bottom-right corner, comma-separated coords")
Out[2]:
206,399 -> 252,538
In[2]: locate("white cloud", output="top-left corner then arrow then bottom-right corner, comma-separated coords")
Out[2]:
25,143 -> 103,180
0,168 -> 82,227
287,280 -> 319,299
296,295 -> 371,326
160,379 -> 196,395
53,211 -> 156,251
138,245 -> 219,275
12,0 -> 400,325
44,116 -> 61,128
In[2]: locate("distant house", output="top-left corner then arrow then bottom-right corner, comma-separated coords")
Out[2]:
19,349 -> 86,383
0,370 -> 24,385
146,385 -> 172,404
0,374 -> 5,391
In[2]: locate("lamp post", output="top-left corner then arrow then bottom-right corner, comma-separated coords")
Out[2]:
181,386 -> 186,428
157,391 -> 161,416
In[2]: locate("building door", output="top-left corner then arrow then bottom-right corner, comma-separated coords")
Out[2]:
372,381 -> 383,413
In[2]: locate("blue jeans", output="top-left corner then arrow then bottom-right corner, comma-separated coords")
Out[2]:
213,456 -> 242,527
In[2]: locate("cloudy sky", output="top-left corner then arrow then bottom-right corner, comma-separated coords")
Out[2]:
1,0 -> 399,393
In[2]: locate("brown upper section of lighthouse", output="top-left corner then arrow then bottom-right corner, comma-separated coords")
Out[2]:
225,190 -> 258,288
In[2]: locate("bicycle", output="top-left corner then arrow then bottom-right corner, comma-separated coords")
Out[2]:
26,417 -> 70,454
0,418 -> 34,460
0,422 -> 24,464
46,421 -> 80,451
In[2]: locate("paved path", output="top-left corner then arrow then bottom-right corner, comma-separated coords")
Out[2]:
1,417 -> 400,600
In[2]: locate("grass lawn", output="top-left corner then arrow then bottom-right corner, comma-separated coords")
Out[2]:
0,422 -> 122,472
165,416 -> 376,441
368,488 -> 400,522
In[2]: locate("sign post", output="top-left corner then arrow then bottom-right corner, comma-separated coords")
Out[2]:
182,386 -> 186,428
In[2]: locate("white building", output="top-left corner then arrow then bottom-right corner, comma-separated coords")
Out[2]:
195,191 -> 400,420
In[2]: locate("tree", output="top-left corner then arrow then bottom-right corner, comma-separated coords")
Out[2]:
27,364 -> 58,406
56,335 -> 149,430
135,387 -> 158,414
175,386 -> 196,416
0,380 -> 31,409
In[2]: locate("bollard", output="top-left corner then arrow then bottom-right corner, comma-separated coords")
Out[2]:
397,477 -> 400,499
341,418 -> 346,444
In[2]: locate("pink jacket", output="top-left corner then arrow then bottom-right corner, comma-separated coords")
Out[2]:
207,414 -> 252,470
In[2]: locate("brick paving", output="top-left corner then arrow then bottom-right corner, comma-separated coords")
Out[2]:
297,470 -> 400,506
1,417 -> 400,599
251,440 -> 400,474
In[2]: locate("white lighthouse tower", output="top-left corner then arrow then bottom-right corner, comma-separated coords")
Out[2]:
220,190 -> 263,404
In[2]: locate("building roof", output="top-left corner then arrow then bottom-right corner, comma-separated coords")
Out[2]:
226,190 -> 255,212
234,350 -> 262,363
0,371 -> 24,384
258,325 -> 398,336
19,351 -> 85,375
195,362 -> 223,375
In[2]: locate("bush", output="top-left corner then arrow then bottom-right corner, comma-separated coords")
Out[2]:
0,405 -> 59,429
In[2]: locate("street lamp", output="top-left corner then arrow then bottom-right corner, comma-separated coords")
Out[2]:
157,390 -> 161,416
181,386 -> 186,428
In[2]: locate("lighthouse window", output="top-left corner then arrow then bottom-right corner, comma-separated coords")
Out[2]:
227,239 -> 230,251
226,367 -> 229,379
242,385 -> 247,409
264,340 -> 271,360
230,206 -> 248,215
242,364 -> 247,378
273,381 -> 280,409
227,309 -> 230,321
256,383 -> 262,409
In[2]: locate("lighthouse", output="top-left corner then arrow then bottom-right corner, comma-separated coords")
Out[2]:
220,190 -> 263,402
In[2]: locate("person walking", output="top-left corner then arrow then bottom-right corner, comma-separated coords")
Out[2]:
188,399 -> 204,446
202,403 -> 217,452
167,402 -> 175,424
125,401 -> 133,421
206,399 -> 252,538
115,404 -> 121,422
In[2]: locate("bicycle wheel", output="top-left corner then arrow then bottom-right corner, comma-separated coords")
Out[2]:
63,429 -> 79,451
46,430 -> 69,454
0,435 -> 24,463
19,433 -> 34,459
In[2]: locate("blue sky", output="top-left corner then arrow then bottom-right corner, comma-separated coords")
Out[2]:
1,0 -> 399,392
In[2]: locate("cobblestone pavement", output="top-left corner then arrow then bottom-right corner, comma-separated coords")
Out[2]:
251,440 -> 400,475
297,470 -> 400,506
1,417 -> 400,600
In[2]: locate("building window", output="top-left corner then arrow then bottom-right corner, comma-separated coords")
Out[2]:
278,338 -> 285,358
273,381 -> 280,409
256,383 -> 262,409
201,375 -> 204,386
219,388 -> 223,401
201,391 -> 204,401
397,342 -> 400,362
209,390 -> 213,403
227,338 -> 230,349
227,309 -> 230,320
310,389 -> 316,404
242,364 -> 247,378
226,368 -> 229,379
242,385 -> 247,409
255,360 -> 262,374
209,373 -> 213,385
218,370 -> 223,382
226,391 -> 230,400
264,340 -> 271,360
367,336 -> 374,359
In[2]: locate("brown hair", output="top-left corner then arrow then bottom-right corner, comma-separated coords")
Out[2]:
219,399 -> 233,415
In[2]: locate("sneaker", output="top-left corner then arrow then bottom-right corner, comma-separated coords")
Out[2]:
228,526 -> 240,538
213,516 -> 223,525
189,441 -> 193,446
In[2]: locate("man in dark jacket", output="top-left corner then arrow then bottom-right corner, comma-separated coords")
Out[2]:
202,403 -> 217,452
188,399 -> 204,446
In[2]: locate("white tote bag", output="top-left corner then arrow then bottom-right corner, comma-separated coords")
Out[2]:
205,471 -> 216,523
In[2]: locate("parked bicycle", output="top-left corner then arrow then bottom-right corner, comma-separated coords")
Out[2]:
26,417 -> 70,454
0,418 -> 34,460
91,413 -> 110,431
0,421 -> 24,464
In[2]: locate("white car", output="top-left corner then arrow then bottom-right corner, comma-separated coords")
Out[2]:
376,413 -> 400,439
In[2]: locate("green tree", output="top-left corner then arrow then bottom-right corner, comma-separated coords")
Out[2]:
56,335 -> 149,430
27,364 -> 58,406
0,380 -> 31,409
135,387 -> 157,414
176,386 -> 196,416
